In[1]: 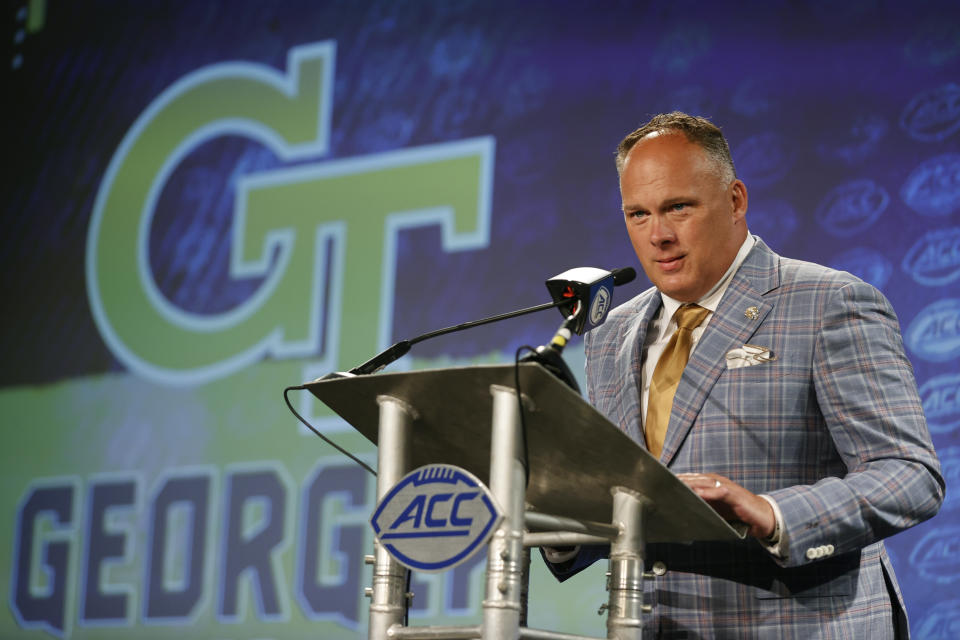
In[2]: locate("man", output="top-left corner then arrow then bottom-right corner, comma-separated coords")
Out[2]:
545,112 -> 944,639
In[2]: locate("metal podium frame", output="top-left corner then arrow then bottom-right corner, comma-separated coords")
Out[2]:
306,363 -> 745,640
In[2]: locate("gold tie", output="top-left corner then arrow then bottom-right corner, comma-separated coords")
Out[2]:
645,304 -> 710,458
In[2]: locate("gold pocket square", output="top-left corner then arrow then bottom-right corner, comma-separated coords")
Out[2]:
725,344 -> 777,369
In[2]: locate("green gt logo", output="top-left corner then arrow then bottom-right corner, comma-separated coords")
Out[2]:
86,41 -> 494,386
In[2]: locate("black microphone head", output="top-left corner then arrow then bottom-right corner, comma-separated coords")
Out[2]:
612,267 -> 636,286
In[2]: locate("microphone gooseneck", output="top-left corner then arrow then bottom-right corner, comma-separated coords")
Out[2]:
346,265 -> 637,376
348,299 -> 569,375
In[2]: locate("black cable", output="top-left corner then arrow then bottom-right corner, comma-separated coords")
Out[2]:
283,385 -> 377,477
514,346 -> 535,487
404,569 -> 412,625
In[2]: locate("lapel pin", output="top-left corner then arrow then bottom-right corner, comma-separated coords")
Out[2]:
744,306 -> 759,320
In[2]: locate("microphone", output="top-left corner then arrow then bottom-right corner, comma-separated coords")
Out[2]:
545,266 -> 636,335
521,266 -> 637,392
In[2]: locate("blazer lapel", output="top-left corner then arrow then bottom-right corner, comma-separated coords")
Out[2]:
614,292 -> 661,445
659,240 -> 781,466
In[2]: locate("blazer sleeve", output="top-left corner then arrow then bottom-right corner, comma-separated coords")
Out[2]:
540,327 -> 614,581
765,279 -> 945,567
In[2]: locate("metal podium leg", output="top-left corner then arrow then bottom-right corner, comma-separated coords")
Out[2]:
369,396 -> 415,640
606,488 -> 650,640
483,385 -> 528,640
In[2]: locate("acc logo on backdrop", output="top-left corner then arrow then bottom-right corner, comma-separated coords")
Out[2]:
937,447 -> 960,516
914,599 -> 960,640
935,447 -> 960,512
906,298 -> 960,362
909,525 -> 960,584
744,200 -> 798,251
901,153 -> 960,217
920,375 -> 960,435
815,179 -> 889,236
902,227 -> 960,286
733,132 -> 793,188
900,83 -> 960,142
371,464 -> 501,572
817,114 -> 888,165
831,247 -> 892,289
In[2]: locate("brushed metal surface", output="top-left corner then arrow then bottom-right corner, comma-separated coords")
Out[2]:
305,364 -> 744,543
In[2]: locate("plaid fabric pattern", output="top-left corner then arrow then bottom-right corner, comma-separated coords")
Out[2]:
554,239 -> 944,639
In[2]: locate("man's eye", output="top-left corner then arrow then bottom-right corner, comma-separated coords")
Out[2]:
626,210 -> 647,219
670,203 -> 688,212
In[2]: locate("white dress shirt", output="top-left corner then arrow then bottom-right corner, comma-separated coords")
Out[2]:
639,234 -> 756,428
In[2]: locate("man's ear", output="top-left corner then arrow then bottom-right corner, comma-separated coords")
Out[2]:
731,179 -> 748,222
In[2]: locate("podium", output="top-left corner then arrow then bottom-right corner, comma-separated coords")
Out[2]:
306,363 -> 745,640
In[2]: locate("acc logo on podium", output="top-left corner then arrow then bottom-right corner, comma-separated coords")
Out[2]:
371,464 -> 502,572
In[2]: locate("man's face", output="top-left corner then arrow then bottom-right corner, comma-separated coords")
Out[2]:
620,132 -> 748,302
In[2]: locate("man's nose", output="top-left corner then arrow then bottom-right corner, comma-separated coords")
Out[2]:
649,215 -> 676,245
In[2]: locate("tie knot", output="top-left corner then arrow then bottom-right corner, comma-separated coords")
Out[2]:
674,304 -> 709,331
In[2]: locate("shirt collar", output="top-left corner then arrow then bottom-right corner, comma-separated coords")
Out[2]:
658,234 -> 756,327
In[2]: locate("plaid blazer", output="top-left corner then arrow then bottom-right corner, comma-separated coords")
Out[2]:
551,239 -> 944,639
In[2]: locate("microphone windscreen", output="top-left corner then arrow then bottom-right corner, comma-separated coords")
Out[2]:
612,267 -> 636,286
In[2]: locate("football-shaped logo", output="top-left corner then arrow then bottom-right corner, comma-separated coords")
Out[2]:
590,285 -> 611,327
370,464 -> 502,572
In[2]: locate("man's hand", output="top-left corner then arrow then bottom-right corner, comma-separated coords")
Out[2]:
677,473 -> 776,539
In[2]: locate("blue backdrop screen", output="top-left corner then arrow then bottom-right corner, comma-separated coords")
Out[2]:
2,1 -> 958,638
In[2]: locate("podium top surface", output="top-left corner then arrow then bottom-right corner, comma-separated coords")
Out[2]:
306,363 -> 744,543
